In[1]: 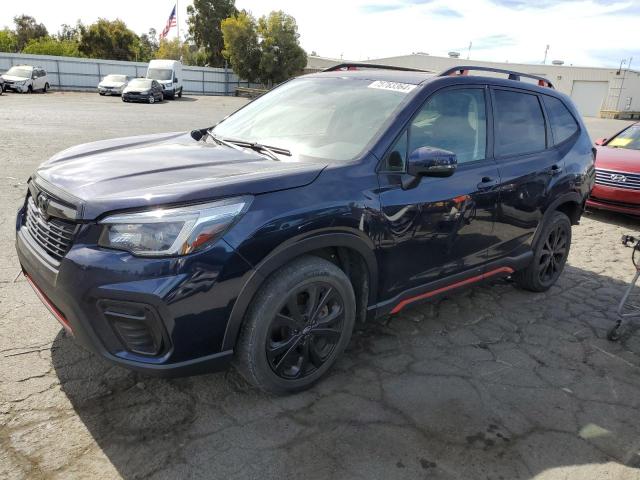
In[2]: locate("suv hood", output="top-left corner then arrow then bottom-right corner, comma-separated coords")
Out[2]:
2,74 -> 29,81
35,132 -> 326,220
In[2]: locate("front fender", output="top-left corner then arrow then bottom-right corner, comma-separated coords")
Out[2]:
221,231 -> 378,351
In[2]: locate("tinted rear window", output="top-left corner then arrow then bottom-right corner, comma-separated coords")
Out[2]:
494,89 -> 546,156
543,96 -> 579,144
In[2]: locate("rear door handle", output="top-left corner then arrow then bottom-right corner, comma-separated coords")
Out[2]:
477,176 -> 498,190
549,164 -> 563,176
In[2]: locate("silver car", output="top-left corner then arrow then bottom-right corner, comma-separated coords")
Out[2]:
98,74 -> 129,96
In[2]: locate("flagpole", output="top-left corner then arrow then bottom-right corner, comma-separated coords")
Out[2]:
176,1 -> 180,43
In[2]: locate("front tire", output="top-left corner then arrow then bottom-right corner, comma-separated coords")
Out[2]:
43,83 -> 49,93
235,256 -> 356,394
148,95 -> 155,104
513,211 -> 571,292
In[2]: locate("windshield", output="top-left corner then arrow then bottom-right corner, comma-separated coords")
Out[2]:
5,66 -> 32,78
128,79 -> 152,89
147,68 -> 172,81
212,77 -> 415,162
103,74 -> 127,83
608,125 -> 640,150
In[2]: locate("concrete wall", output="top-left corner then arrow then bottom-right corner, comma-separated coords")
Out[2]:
0,52 -> 261,95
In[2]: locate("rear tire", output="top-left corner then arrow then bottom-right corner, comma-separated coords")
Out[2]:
177,89 -> 182,98
513,211 -> 571,292
234,255 -> 356,394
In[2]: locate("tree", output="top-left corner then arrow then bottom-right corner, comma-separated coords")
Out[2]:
13,15 -> 48,51
78,19 -> 140,61
22,37 -> 81,57
0,28 -> 18,53
155,38 -> 189,61
138,28 -> 159,62
57,22 -> 83,42
256,11 -> 306,85
187,0 -> 238,67
221,11 -> 260,82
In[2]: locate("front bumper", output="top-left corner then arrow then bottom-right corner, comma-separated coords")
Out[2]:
123,93 -> 153,102
586,183 -> 640,216
16,207 -> 254,377
5,83 -> 28,93
98,87 -> 123,95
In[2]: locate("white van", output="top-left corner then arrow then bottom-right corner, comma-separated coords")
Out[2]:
146,59 -> 183,99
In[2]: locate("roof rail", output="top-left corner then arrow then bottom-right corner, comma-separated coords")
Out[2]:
323,63 -> 431,73
439,65 -> 554,88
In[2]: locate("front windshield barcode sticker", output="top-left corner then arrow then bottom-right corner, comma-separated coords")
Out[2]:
368,80 -> 416,93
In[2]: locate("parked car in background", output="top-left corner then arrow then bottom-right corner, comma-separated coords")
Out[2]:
98,74 -> 129,96
146,59 -> 183,99
15,65 -> 594,394
0,76 -> 4,95
587,122 -> 640,216
1,65 -> 49,93
122,78 -> 164,103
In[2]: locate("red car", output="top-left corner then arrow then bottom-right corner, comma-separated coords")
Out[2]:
587,122 -> 640,216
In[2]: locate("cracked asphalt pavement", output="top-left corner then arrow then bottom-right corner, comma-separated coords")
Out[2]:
1,92 -> 640,480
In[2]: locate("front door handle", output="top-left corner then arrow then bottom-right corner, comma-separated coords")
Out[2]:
477,176 -> 498,190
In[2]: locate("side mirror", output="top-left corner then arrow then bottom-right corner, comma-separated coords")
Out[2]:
594,138 -> 607,146
407,147 -> 457,177
174,77 -> 178,83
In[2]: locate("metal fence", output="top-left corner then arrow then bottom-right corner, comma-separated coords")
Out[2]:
0,52 -> 261,95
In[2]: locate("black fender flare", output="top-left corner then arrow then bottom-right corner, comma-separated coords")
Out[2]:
221,232 -> 378,351
532,191 -> 583,246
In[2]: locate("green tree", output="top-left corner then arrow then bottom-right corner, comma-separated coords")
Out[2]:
221,11 -> 260,82
138,28 -> 159,62
0,28 -> 18,53
187,0 -> 238,67
13,15 -> 48,51
57,22 -> 83,42
155,38 -> 190,61
257,11 -> 306,85
78,19 -> 140,61
22,37 -> 81,57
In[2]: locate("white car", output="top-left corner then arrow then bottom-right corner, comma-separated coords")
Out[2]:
97,74 -> 129,96
1,65 -> 49,93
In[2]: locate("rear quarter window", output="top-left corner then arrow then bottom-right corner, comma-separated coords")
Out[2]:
493,89 -> 546,157
543,96 -> 579,145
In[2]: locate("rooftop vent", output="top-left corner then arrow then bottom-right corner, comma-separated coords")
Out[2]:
551,60 -> 564,66
448,51 -> 461,58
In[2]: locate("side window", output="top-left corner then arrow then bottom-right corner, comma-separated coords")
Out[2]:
494,90 -> 546,156
543,96 -> 579,145
382,130 -> 408,172
409,88 -> 487,164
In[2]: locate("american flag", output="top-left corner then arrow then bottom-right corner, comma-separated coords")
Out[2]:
160,5 -> 177,39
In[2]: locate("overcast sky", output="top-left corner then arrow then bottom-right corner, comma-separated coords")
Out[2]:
1,0 -> 638,68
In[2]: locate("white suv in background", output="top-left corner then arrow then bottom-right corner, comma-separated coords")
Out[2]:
1,65 -> 50,93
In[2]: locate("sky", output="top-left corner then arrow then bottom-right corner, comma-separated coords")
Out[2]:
1,0 -> 638,68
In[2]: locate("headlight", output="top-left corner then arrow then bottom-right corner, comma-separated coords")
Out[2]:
98,197 -> 251,256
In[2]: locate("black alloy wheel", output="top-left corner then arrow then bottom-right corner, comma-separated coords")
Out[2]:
538,224 -> 568,284
235,255 -> 356,394
514,210 -> 572,292
266,282 -> 345,379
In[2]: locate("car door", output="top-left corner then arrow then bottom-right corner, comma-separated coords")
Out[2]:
488,87 -> 563,261
377,86 -> 501,299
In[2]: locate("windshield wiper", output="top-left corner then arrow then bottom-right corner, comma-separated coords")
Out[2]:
224,139 -> 292,161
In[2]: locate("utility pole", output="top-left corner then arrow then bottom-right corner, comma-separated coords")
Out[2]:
467,41 -> 472,60
542,44 -> 549,64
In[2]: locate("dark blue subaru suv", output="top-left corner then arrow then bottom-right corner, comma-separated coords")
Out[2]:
16,65 -> 595,393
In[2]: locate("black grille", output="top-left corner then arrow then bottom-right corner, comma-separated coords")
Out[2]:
24,196 -> 77,260
595,168 -> 640,191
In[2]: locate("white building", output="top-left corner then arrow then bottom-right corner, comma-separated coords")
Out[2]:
306,54 -> 640,119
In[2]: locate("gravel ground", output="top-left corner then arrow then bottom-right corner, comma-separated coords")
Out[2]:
1,92 -> 639,480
